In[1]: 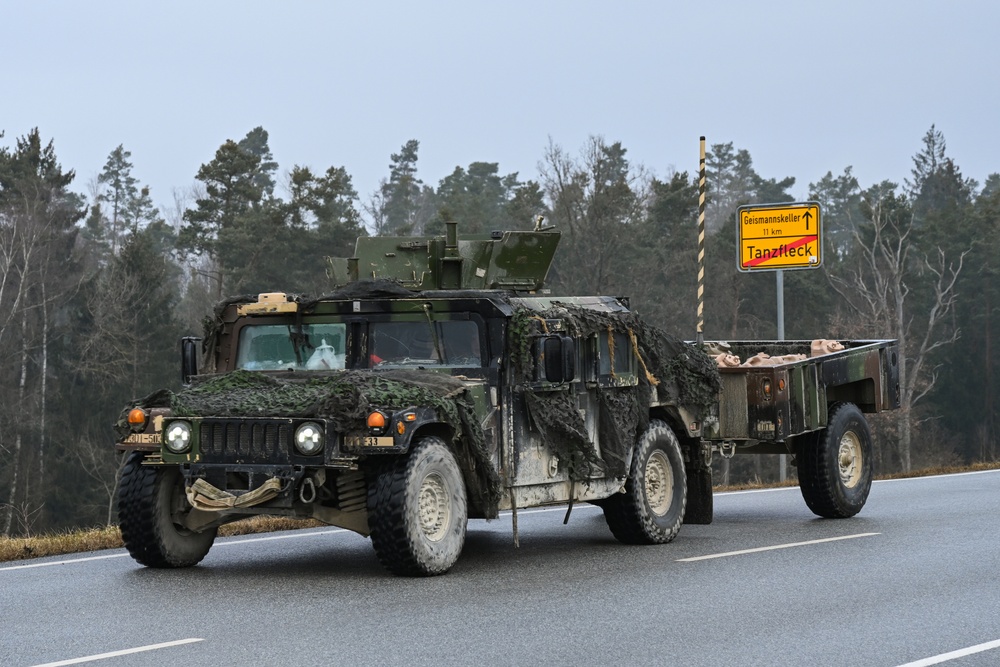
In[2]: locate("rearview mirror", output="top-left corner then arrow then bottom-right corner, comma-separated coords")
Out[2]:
181,336 -> 201,385
542,335 -> 576,384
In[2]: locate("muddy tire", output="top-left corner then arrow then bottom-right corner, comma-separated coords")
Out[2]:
602,420 -> 687,544
797,402 -> 874,518
368,437 -> 468,576
117,452 -> 216,567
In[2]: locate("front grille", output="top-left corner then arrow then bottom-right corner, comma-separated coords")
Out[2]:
199,419 -> 292,464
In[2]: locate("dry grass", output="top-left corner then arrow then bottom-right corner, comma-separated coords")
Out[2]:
3,462 -> 1000,564
0,525 -> 124,564
0,515 -> 324,564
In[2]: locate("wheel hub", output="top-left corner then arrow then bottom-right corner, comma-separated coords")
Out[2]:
838,431 -> 863,489
645,450 -> 674,516
418,472 -> 451,541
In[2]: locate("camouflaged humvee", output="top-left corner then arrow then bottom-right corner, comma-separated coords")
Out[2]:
115,223 -> 900,576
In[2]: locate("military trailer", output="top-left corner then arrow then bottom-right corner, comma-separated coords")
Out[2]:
115,223 -> 900,576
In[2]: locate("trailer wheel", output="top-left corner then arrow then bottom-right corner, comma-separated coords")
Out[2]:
117,452 -> 216,568
368,436 -> 468,576
602,420 -> 687,544
797,402 -> 874,518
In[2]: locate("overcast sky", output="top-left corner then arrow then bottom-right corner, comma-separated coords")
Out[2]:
4,0 -> 998,217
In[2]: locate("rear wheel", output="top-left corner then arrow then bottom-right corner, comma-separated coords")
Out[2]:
602,420 -> 687,544
117,452 -> 216,567
368,437 -> 468,576
797,402 -> 874,518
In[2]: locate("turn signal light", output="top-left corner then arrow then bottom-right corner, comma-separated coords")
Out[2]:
367,411 -> 387,429
127,408 -> 147,431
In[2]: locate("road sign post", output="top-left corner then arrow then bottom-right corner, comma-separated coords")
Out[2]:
736,201 -> 822,482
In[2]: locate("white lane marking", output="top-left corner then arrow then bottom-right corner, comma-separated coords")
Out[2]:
0,553 -> 129,572
30,638 -> 204,667
677,532 -> 880,562
715,486 -> 798,496
874,468 -> 1000,484
714,467 -> 1000,496
0,528 -> 352,572
0,512 -> 583,572
498,505 -> 600,517
215,528 -> 348,546
10,469 -> 996,571
895,638 -> 1000,667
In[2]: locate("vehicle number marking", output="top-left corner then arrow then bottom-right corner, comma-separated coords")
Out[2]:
124,433 -> 160,444
346,435 -> 394,447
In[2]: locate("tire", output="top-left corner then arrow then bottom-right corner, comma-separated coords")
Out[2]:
117,452 -> 216,568
797,402 -> 874,518
368,437 -> 468,576
602,420 -> 687,544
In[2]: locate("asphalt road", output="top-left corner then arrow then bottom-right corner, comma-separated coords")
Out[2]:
3,470 -> 1000,667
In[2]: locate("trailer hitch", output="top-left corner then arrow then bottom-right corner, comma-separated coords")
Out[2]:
715,441 -> 738,459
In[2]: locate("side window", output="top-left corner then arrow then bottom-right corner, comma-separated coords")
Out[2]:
597,329 -> 635,382
370,320 -> 482,368
438,320 -> 482,367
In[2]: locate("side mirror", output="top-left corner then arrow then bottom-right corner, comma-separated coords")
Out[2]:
181,336 -> 201,385
542,335 -> 576,384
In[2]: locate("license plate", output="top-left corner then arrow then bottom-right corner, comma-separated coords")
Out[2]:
346,435 -> 395,448
124,433 -> 161,444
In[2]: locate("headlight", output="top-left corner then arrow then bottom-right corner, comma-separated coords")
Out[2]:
164,421 -> 192,454
295,422 -> 325,455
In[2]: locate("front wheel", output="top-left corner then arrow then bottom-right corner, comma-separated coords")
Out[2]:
797,402 -> 874,518
117,452 -> 216,567
602,420 -> 687,544
368,437 -> 468,576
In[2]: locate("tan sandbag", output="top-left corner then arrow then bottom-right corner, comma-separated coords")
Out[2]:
186,477 -> 283,511
741,352 -> 806,366
704,341 -> 732,357
811,339 -> 845,357
742,352 -> 772,366
715,353 -> 741,367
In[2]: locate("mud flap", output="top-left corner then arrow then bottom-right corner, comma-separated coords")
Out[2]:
684,442 -> 713,524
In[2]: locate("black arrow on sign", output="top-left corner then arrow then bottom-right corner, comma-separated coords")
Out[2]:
802,210 -> 813,230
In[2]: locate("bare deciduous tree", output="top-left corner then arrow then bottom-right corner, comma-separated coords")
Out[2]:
830,183 -> 968,470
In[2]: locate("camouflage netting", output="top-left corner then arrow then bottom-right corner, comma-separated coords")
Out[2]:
523,390 -> 606,479
511,303 -> 721,482
124,368 -> 503,518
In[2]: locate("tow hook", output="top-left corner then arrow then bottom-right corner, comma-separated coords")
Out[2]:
298,477 -> 317,504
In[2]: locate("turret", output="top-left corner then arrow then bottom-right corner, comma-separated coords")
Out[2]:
327,222 -> 560,291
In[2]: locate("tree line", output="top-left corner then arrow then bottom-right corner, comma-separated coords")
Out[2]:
1,124 -> 996,536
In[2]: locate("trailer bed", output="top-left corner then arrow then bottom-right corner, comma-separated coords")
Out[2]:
707,339 -> 900,443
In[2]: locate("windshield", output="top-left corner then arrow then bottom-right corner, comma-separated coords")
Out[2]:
235,323 -> 347,371
370,320 -> 481,368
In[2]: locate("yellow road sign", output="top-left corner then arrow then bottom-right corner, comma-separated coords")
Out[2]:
737,202 -> 822,271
